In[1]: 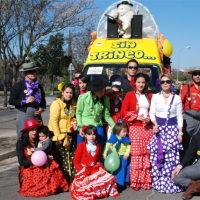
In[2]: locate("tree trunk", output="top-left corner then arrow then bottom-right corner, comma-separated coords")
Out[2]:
3,65 -> 7,107
50,74 -> 54,95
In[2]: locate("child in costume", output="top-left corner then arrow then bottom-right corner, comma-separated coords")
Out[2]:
31,125 -> 53,168
32,125 -> 53,154
106,84 -> 123,139
109,84 -> 122,123
103,122 -> 131,188
70,125 -> 119,200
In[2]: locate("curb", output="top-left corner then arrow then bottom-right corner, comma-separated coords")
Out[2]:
0,149 -> 16,162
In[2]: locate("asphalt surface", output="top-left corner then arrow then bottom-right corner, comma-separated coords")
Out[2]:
0,96 -> 200,199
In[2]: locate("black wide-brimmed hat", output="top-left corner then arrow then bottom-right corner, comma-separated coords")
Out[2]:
187,67 -> 200,75
88,75 -> 108,92
117,1 -> 133,7
19,62 -> 39,72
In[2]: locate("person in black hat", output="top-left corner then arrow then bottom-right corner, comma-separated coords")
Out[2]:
107,0 -> 134,38
117,0 -> 133,7
9,62 -> 46,139
76,75 -> 115,149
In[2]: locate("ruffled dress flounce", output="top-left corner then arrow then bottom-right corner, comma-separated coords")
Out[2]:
70,163 -> 119,200
18,159 -> 69,197
123,111 -> 153,190
148,119 -> 183,193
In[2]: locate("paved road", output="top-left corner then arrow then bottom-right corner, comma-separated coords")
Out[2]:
0,105 -> 200,199
0,159 -> 190,200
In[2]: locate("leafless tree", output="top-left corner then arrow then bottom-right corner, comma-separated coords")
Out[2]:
67,26 -> 96,71
0,0 -> 98,107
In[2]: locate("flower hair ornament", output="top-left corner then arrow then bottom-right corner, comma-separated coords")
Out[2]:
72,78 -> 79,86
156,78 -> 162,92
156,78 -> 160,87
57,82 -> 65,92
82,125 -> 88,133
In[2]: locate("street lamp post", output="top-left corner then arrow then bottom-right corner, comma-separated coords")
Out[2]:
177,46 -> 190,82
68,63 -> 75,82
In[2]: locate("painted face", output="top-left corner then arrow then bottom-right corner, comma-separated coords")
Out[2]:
38,132 -> 47,142
135,77 -> 146,93
62,87 -> 73,101
118,4 -> 131,16
111,87 -> 121,100
85,131 -> 96,143
118,127 -> 128,138
160,77 -> 171,91
126,61 -> 138,78
28,128 -> 38,140
79,80 -> 87,91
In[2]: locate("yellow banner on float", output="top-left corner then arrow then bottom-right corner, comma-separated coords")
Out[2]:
85,38 -> 161,66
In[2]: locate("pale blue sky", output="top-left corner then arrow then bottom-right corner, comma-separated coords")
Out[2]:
95,0 -> 200,71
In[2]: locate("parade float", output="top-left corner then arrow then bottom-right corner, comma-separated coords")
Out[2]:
83,0 -> 173,93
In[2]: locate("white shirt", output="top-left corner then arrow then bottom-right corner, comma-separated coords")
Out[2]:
136,94 -> 149,118
149,93 -> 183,127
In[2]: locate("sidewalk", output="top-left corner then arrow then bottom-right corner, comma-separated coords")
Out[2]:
0,95 -> 55,110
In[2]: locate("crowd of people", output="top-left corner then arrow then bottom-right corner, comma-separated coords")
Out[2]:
9,60 -> 200,200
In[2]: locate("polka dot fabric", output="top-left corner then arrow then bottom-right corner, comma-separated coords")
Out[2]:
148,124 -> 183,193
129,124 -> 153,190
53,138 -> 76,184
18,159 -> 68,197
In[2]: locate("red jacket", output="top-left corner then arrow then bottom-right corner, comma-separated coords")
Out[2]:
181,82 -> 200,111
121,91 -> 152,127
73,141 -> 101,172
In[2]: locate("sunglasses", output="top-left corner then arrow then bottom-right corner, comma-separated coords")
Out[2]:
160,80 -> 171,84
128,66 -> 138,70
192,72 -> 200,76
27,70 -> 36,74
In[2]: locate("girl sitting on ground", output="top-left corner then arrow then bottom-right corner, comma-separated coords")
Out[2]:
70,125 -> 119,200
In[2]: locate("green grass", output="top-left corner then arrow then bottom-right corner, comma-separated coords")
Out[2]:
45,90 -> 60,95
0,91 -> 10,96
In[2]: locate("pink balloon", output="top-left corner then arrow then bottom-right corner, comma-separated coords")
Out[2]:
31,150 -> 47,167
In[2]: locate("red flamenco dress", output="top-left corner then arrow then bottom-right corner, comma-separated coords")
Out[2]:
121,91 -> 153,190
17,143 -> 69,197
70,141 -> 119,200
